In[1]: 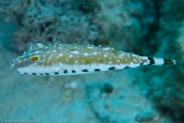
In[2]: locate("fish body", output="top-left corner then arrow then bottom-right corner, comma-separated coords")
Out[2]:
11,43 -> 176,76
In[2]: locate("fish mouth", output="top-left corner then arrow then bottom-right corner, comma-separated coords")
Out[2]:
10,59 -> 19,73
10,58 -> 25,73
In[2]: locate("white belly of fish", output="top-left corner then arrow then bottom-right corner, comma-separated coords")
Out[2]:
17,63 -> 142,76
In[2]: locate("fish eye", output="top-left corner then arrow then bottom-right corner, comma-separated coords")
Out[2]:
30,55 -> 40,63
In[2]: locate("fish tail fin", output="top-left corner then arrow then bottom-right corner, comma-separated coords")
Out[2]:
147,57 -> 176,65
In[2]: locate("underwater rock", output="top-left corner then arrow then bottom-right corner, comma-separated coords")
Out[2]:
178,21 -> 184,61
144,0 -> 184,122
135,110 -> 158,122
84,74 -> 169,123
0,0 -> 99,53
92,0 -> 156,52
0,0 -> 157,53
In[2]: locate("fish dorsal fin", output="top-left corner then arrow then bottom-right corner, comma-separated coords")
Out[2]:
28,43 -> 45,52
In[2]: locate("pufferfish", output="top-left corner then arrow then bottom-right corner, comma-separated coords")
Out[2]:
11,43 -> 176,76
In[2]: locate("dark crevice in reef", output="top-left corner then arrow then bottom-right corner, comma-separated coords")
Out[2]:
138,0 -> 162,56
157,105 -> 184,123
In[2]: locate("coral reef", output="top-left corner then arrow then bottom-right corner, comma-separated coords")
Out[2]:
178,21 -> 184,61
0,0 -> 156,53
0,0 -> 99,53
134,0 -> 184,122
92,0 -> 156,52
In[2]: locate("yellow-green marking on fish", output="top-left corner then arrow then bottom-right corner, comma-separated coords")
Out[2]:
11,43 -> 176,76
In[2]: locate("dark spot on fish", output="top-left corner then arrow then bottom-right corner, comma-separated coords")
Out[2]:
94,69 -> 100,71
40,74 -> 43,76
148,57 -> 155,65
164,58 -> 174,65
108,66 -> 116,70
72,70 -> 76,73
124,66 -> 130,69
82,69 -> 88,72
24,72 -> 28,75
64,70 -> 67,73
54,72 -> 59,74
45,73 -> 50,76
32,73 -> 36,75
